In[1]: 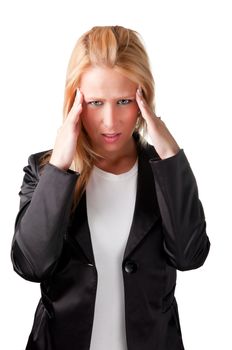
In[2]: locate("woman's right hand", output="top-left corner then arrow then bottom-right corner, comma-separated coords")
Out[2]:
49,88 -> 83,171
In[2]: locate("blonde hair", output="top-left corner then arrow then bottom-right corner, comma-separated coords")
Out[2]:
39,25 -> 156,214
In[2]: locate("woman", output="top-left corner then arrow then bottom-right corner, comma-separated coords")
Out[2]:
11,25 -> 210,350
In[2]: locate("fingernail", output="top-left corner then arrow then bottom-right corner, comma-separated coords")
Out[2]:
137,87 -> 143,96
76,88 -> 81,97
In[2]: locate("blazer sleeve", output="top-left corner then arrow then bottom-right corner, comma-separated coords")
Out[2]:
10,153 -> 79,282
149,149 -> 210,271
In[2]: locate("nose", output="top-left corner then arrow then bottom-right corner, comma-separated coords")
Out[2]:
101,104 -> 118,130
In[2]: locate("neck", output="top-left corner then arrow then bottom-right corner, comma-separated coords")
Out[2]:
93,137 -> 138,174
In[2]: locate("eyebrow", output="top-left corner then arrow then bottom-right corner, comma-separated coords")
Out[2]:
85,96 -> 135,100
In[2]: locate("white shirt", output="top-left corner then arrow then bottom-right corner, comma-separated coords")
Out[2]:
86,159 -> 138,350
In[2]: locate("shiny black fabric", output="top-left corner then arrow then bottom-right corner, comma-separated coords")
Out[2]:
10,134 -> 210,350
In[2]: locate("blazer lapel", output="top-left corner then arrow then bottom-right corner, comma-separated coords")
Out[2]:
123,142 -> 161,260
68,137 -> 161,265
68,193 -> 96,265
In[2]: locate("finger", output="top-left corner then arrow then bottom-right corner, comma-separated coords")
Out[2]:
136,88 -> 145,109
136,88 -> 152,117
74,88 -> 83,107
68,88 -> 83,123
136,87 -> 153,112
136,87 -> 143,101
70,104 -> 83,127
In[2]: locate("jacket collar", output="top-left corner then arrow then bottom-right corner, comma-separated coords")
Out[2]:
68,133 -> 161,264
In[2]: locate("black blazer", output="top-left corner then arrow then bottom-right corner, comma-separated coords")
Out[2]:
11,134 -> 210,350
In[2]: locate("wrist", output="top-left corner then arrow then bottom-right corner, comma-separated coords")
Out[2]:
49,159 -> 69,172
159,146 -> 181,160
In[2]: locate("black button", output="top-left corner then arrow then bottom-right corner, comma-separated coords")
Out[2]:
123,260 -> 138,274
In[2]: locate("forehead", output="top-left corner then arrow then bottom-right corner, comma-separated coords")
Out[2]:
79,66 -> 137,99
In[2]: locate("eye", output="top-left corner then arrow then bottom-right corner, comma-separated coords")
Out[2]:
118,99 -> 132,105
88,101 -> 103,106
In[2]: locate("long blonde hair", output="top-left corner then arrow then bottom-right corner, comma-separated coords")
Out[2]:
39,25 -> 156,213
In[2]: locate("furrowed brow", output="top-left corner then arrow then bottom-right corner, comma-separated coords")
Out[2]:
85,95 -> 135,100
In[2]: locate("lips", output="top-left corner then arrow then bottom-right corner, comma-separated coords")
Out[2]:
102,133 -> 120,137
101,133 -> 121,143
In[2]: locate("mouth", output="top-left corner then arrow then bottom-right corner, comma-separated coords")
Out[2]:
101,133 -> 121,143
102,133 -> 120,137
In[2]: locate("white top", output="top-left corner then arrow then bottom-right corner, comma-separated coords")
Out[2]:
86,159 -> 138,350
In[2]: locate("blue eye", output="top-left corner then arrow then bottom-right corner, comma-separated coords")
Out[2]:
88,101 -> 102,106
118,99 -> 132,105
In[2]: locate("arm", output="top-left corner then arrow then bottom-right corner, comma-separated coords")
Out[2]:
11,153 -> 79,282
150,149 -> 210,271
136,86 -> 210,270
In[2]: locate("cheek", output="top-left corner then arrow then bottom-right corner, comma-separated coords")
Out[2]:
81,113 -> 91,133
81,110 -> 99,135
126,107 -> 139,125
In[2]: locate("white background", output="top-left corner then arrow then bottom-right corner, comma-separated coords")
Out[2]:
0,0 -> 231,349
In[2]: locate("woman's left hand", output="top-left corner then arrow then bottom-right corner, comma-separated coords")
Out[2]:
136,87 -> 180,160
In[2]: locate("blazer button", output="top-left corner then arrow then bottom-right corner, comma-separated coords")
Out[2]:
123,260 -> 138,274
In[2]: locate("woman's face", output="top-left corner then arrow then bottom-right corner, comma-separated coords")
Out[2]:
79,66 -> 139,158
